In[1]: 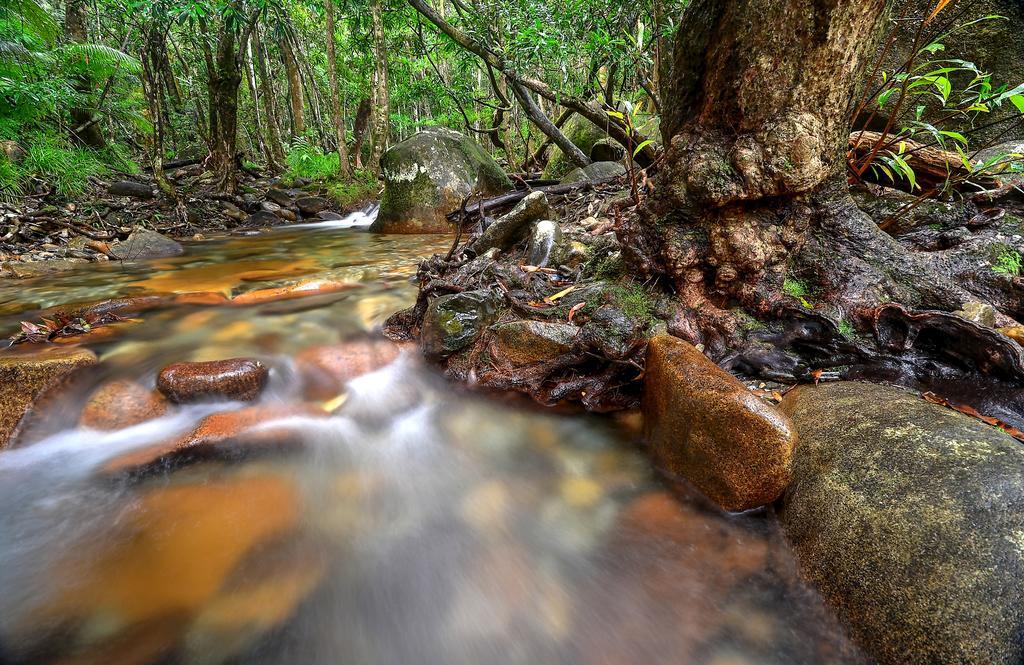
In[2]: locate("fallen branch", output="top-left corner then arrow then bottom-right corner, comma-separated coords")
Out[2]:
447,178 -> 612,223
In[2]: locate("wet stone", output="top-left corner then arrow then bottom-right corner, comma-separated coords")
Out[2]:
156,358 -> 269,404
490,320 -> 578,366
525,220 -> 563,268
954,300 -> 997,327
295,339 -> 403,400
80,379 -> 168,430
580,305 -> 641,360
471,191 -> 551,255
642,335 -> 796,512
296,196 -> 330,217
266,187 -> 294,207
110,228 -> 184,260
780,381 -> 1024,665
421,290 -> 499,360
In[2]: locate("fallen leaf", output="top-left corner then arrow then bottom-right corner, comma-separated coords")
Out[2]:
567,302 -> 586,323
544,285 -> 577,304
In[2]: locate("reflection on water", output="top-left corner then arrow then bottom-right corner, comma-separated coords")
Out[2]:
0,218 -> 864,664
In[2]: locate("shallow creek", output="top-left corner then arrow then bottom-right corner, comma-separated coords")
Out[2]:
0,214 -> 865,664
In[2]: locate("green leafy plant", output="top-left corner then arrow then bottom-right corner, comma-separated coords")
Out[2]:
783,277 -> 814,308
992,248 -> 1023,276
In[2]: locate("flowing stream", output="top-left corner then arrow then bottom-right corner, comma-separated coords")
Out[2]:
0,211 -> 865,665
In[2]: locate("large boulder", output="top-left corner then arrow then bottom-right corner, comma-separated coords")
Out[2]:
875,0 -> 1024,146
371,128 -> 512,234
779,381 -> 1024,664
542,115 -> 610,180
0,347 -> 97,448
642,335 -> 796,511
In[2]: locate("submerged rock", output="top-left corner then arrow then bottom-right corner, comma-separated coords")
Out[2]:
525,220 -> 563,268
295,339 -> 403,400
156,358 -> 269,403
0,347 -> 97,448
421,290 -> 499,360
490,320 -> 578,366
471,192 -> 551,255
80,379 -> 168,430
779,381 -> 1024,664
372,127 -> 513,234
110,228 -> 184,260
641,335 -> 795,512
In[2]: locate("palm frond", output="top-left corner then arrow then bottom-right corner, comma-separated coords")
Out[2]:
0,0 -> 58,44
56,43 -> 142,75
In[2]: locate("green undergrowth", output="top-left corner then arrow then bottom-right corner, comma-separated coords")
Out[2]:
283,141 -> 378,208
0,132 -> 138,201
783,275 -> 816,308
610,282 -> 656,330
992,245 -> 1023,277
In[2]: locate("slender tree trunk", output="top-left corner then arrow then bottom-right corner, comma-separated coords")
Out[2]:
253,28 -> 287,169
243,38 -> 268,165
325,0 -> 352,177
368,0 -> 390,170
351,97 -> 371,168
281,37 -> 305,137
65,0 -> 106,147
141,29 -> 176,197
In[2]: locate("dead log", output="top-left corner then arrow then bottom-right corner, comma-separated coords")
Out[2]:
848,131 -> 998,194
447,178 -> 614,224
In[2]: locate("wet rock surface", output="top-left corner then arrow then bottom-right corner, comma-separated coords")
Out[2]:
372,127 -> 513,234
525,220 -> 563,267
472,191 -> 552,254
157,358 -> 269,403
642,335 -> 796,512
780,381 -> 1024,665
80,379 -> 168,430
0,347 -> 97,448
295,339 -> 403,400
421,290 -> 499,360
489,320 -> 579,366
110,228 -> 185,260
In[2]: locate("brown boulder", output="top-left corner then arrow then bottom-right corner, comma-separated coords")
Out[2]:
641,335 -> 796,511
230,279 -> 360,306
295,339 -> 403,400
157,358 -> 269,404
80,380 -> 168,430
0,347 -> 97,448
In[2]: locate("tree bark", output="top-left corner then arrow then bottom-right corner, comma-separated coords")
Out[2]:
65,0 -> 106,148
325,0 -> 352,178
253,27 -> 287,169
369,0 -> 390,170
351,97 -> 371,168
626,0 -> 937,355
281,34 -> 306,137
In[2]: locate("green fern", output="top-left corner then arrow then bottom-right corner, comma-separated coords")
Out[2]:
56,43 -> 142,75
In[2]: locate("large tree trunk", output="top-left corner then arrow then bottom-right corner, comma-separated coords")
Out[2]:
625,0 -> 986,356
325,0 -> 351,178
368,0 -> 390,170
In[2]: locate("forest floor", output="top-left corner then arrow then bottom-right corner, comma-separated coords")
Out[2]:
0,160 -> 378,276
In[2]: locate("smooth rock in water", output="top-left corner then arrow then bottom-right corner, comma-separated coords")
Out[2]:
0,347 -> 97,448
295,339 -> 403,400
471,191 -> 551,255
372,127 -> 513,233
229,279 -> 359,306
421,290 -> 499,360
261,201 -> 282,214
295,196 -> 330,217
110,228 -> 184,260
317,211 -> 345,221
779,381 -> 1024,664
80,379 -> 168,430
954,301 -> 997,327
490,320 -> 578,366
525,219 -> 563,268
266,187 -> 293,207
108,180 -> 155,199
156,358 -> 269,403
276,208 -> 298,222
642,335 -> 795,511
560,161 -> 627,184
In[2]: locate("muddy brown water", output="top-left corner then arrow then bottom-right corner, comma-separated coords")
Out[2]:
0,214 -> 866,664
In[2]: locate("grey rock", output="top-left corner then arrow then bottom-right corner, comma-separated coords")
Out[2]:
421,290 -> 499,360
561,161 -> 627,184
954,301 -> 998,327
108,181 -> 155,199
580,305 -> 641,360
780,381 -> 1024,664
589,139 -> 625,162
246,211 -> 280,227
296,196 -> 330,216
371,127 -> 513,234
317,211 -> 345,221
266,188 -> 293,207
471,192 -> 551,255
110,228 -> 184,260
275,208 -> 297,222
261,201 -> 282,214
490,320 -> 578,366
525,219 -> 563,268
